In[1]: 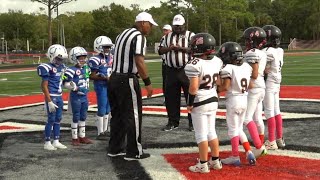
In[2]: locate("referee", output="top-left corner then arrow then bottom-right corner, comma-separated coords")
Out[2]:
107,12 -> 158,161
159,14 -> 195,132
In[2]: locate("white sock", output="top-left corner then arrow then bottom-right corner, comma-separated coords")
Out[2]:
96,116 -> 104,135
79,121 -> 85,138
103,114 -> 109,132
71,122 -> 78,139
53,139 -> 59,144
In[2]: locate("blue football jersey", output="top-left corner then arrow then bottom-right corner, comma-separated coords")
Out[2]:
37,63 -> 67,96
64,65 -> 90,95
88,54 -> 112,85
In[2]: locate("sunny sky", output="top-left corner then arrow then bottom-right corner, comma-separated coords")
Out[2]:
0,0 -> 166,15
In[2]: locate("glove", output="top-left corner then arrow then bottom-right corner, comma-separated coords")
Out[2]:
70,81 -> 78,91
48,101 -> 58,113
96,72 -> 107,78
77,87 -> 89,95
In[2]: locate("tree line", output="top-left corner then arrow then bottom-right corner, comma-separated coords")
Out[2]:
0,0 -> 319,52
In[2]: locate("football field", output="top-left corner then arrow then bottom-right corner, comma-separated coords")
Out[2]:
0,52 -> 320,179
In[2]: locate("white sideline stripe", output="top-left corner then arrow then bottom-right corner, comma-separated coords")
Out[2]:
0,69 -> 36,74
0,102 -> 43,111
0,122 -> 69,134
140,146 -> 320,180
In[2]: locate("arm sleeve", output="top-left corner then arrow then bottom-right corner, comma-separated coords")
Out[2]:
244,50 -> 260,64
184,61 -> 201,78
220,65 -> 232,79
135,34 -> 146,56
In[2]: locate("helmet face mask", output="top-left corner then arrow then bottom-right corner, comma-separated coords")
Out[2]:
47,44 -> 68,66
218,42 -> 243,65
243,27 -> 267,50
94,36 -> 113,55
262,25 -> 282,48
69,46 -> 88,67
190,33 -> 216,58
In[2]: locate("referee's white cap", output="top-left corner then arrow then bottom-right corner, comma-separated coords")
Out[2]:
172,14 -> 185,26
135,12 -> 158,26
163,24 -> 172,31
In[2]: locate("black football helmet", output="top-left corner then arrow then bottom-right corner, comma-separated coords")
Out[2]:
217,42 -> 243,65
243,27 -> 267,50
190,33 -> 216,57
262,25 -> 282,47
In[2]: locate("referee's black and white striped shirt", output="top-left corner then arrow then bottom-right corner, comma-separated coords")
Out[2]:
159,30 -> 195,68
112,27 -> 146,74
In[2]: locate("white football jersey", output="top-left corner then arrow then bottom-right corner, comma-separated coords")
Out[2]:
262,47 -> 284,84
220,62 -> 252,98
244,49 -> 267,89
184,56 -> 223,106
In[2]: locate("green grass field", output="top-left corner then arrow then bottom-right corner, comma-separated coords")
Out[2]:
0,53 -> 319,96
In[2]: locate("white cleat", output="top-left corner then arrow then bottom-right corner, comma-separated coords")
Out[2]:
221,156 -> 241,166
44,142 -> 57,151
52,141 -> 67,149
253,145 -> 267,159
276,138 -> 286,148
189,159 -> 210,173
208,159 -> 222,170
265,140 -> 278,150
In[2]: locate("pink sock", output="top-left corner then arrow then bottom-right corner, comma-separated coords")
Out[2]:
275,114 -> 283,139
231,136 -> 240,157
247,121 -> 262,149
267,117 -> 276,142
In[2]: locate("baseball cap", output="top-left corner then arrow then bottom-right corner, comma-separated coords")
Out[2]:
135,12 -> 158,26
163,24 -> 172,31
172,14 -> 185,26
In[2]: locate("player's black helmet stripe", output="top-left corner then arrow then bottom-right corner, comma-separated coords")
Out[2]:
217,42 -> 243,65
262,25 -> 282,47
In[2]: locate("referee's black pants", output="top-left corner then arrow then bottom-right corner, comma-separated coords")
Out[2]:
164,66 -> 192,127
108,73 -> 143,156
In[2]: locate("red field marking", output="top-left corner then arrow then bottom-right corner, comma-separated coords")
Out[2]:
0,89 -> 162,109
280,86 -> 320,99
164,152 -> 320,179
0,86 -> 318,109
0,125 -> 25,130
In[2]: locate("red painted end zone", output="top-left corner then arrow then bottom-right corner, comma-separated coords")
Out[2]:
164,152 -> 320,179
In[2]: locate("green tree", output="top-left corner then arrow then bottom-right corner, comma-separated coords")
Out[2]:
31,0 -> 77,46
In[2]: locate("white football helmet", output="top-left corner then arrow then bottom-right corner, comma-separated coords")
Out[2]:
94,36 -> 113,54
46,44 -> 68,65
69,46 -> 88,65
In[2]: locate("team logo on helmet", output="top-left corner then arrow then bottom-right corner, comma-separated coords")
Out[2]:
195,37 -> 204,45
255,30 -> 260,37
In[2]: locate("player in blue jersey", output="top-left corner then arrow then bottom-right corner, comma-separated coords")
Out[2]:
88,36 -> 113,140
64,46 -> 93,146
37,44 -> 68,151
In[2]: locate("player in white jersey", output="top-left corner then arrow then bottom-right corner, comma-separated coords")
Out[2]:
262,25 -> 285,150
185,33 -> 223,173
242,27 -> 268,158
217,42 -> 256,165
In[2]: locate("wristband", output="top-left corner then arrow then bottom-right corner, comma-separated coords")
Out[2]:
143,77 -> 151,86
187,93 -> 196,106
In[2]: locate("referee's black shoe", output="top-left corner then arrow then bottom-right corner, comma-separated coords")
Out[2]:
163,124 -> 179,131
124,153 -> 150,161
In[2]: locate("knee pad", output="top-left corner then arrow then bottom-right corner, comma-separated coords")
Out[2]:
207,130 -> 218,142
